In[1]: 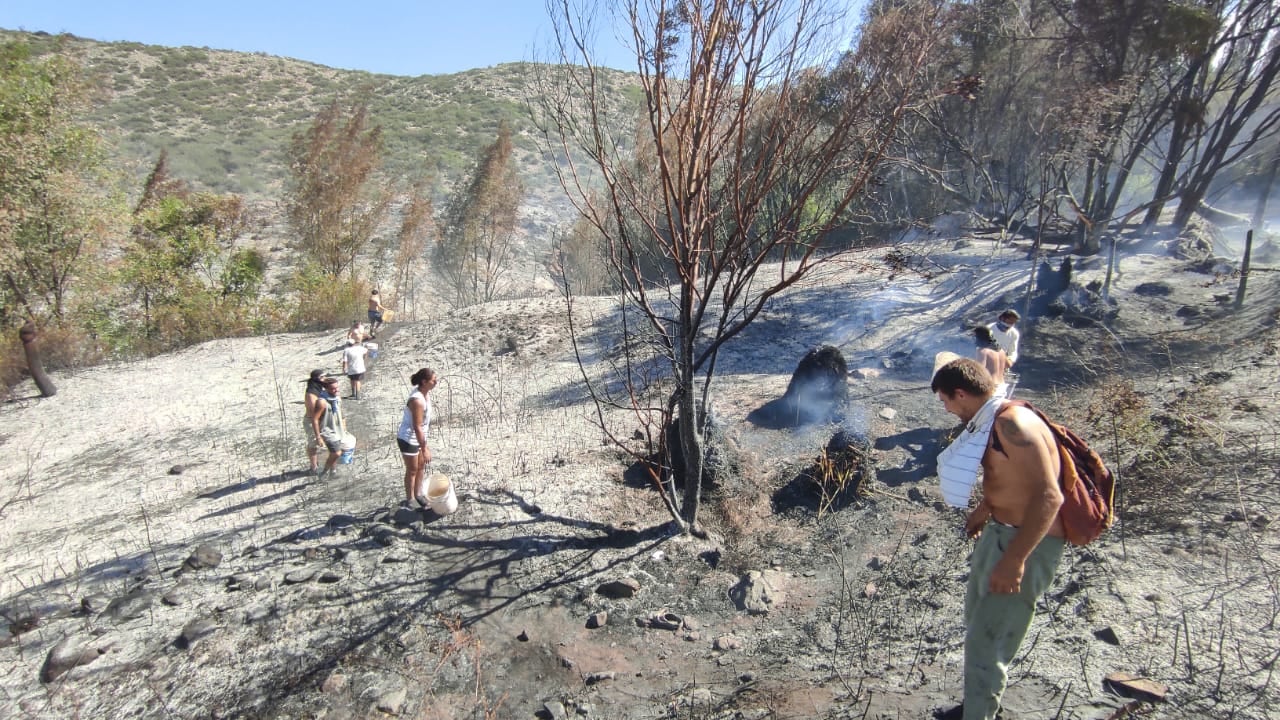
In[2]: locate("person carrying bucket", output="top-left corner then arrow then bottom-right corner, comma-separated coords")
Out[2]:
311,376 -> 348,478
396,368 -> 438,509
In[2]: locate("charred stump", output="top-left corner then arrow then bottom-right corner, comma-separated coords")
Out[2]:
780,345 -> 848,426
773,429 -> 875,516
812,430 -> 875,509
19,322 -> 57,398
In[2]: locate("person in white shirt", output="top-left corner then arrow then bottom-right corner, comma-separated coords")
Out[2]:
987,309 -> 1021,364
341,340 -> 369,400
397,368 -> 438,508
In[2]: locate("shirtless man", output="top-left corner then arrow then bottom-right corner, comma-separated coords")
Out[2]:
368,290 -> 386,338
973,326 -> 1011,387
931,358 -> 1065,720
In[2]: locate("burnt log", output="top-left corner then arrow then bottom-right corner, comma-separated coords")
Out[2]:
19,322 -> 57,398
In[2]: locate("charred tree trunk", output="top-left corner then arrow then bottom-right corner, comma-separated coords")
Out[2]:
19,322 -> 57,397
1235,230 -> 1253,310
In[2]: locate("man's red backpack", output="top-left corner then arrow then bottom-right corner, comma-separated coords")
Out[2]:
995,400 -> 1116,546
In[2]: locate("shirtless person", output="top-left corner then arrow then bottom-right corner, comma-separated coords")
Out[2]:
973,326 -> 1011,388
368,290 -> 386,338
931,358 -> 1065,720
302,369 -> 328,475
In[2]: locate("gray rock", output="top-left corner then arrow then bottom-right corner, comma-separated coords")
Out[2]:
878,406 -> 897,421
714,635 -> 743,651
327,514 -> 359,529
320,671 -> 348,694
178,618 -> 218,650
284,568 -> 317,584
244,605 -> 272,624
184,543 -> 223,570
375,685 -> 407,715
595,578 -> 641,599
40,635 -> 111,683
80,594 -> 111,615
227,573 -> 254,591
104,588 -> 156,622
585,611 -> 607,629
543,700 -> 569,720
1093,626 -> 1121,646
318,570 -> 344,584
161,587 -> 189,606
368,524 -> 400,546
584,671 -> 615,685
729,570 -> 785,615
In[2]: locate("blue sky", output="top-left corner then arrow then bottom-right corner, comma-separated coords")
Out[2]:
1,0 -> 623,76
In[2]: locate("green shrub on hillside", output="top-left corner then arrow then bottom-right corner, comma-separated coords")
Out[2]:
288,263 -> 368,331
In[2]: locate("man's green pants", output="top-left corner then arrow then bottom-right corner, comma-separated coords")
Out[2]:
963,522 -> 1064,720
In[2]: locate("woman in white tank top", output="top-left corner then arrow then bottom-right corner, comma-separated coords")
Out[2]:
397,368 -> 438,508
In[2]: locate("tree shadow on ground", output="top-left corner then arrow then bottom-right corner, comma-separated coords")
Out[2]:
241,488 -> 674,710
873,427 -> 942,487
197,469 -> 313,501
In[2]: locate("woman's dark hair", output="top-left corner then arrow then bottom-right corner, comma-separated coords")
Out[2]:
306,369 -> 327,396
410,368 -> 436,386
931,358 -> 995,397
974,325 -> 999,349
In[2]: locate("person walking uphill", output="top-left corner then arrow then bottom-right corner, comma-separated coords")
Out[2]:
310,376 -> 348,478
368,290 -> 386,338
302,369 -> 328,475
987,309 -> 1021,364
397,368 -> 438,508
341,339 -> 369,400
973,326 -> 1012,397
931,358 -> 1065,720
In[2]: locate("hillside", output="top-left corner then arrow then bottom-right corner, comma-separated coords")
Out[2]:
1,28 -> 641,203
1,234 -> 1277,719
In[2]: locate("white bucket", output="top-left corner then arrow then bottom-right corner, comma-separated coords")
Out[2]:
426,473 -> 458,515
338,433 -> 357,464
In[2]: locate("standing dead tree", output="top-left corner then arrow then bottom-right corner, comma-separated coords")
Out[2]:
536,0 -> 953,532
284,99 -> 391,280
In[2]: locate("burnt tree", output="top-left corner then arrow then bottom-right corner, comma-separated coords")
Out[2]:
19,321 -> 56,397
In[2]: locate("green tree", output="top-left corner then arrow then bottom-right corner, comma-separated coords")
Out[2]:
117,165 -> 258,353
0,40 -> 121,327
436,122 -> 524,307
284,99 -> 391,279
